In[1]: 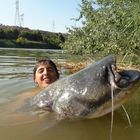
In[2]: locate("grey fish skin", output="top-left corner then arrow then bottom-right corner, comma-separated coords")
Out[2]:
31,55 -> 140,119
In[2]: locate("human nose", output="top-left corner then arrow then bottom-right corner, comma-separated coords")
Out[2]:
43,68 -> 49,75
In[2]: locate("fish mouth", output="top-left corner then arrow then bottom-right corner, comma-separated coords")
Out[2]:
117,70 -> 140,88
86,67 -> 140,118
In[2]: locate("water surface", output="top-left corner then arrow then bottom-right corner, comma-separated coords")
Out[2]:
0,48 -> 140,140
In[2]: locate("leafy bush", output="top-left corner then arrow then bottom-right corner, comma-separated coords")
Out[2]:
19,30 -> 43,41
16,37 -> 27,45
62,0 -> 140,62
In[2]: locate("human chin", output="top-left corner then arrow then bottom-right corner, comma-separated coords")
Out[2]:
44,78 -> 52,84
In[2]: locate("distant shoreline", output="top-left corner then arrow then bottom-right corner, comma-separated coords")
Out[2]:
0,39 -> 61,50
0,25 -> 66,50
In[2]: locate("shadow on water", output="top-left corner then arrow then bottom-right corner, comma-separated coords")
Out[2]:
1,111 -> 138,140
0,48 -> 140,140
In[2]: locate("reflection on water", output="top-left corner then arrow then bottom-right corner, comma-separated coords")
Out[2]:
0,48 -> 140,140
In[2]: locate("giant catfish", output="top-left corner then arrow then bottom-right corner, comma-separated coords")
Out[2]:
31,55 -> 140,120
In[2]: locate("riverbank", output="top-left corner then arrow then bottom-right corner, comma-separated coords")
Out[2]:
0,39 -> 61,49
57,59 -> 140,75
0,25 -> 66,50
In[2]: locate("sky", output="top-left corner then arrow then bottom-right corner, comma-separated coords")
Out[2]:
0,0 -> 83,33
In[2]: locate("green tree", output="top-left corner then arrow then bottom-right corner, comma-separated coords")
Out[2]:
62,0 -> 140,63
0,28 -> 6,39
16,37 -> 27,45
19,30 -> 43,41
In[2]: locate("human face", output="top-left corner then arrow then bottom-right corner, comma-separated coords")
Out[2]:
34,63 -> 58,88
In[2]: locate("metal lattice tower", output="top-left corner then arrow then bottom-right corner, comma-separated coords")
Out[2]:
14,0 -> 21,26
52,20 -> 55,32
20,13 -> 24,27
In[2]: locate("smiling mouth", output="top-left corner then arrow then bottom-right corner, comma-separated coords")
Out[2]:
42,76 -> 51,83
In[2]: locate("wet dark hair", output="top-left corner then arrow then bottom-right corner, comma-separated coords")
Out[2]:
33,58 -> 59,81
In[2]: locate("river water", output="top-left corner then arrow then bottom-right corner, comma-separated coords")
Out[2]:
0,48 -> 139,140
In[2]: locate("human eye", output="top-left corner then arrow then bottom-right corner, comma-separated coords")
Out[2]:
38,68 -> 44,73
48,67 -> 54,72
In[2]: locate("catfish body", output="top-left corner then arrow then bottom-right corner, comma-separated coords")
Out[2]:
31,55 -> 140,119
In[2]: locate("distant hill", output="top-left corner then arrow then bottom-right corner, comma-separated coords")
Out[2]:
0,24 -> 67,49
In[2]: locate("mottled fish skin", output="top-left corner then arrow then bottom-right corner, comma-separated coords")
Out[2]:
31,55 -> 140,119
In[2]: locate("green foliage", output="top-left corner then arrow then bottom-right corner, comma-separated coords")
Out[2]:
16,37 -> 27,45
43,33 -> 65,49
19,30 -> 43,41
43,36 -> 60,49
0,25 -> 66,49
0,28 -> 19,39
0,29 -> 6,39
62,0 -> 140,63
